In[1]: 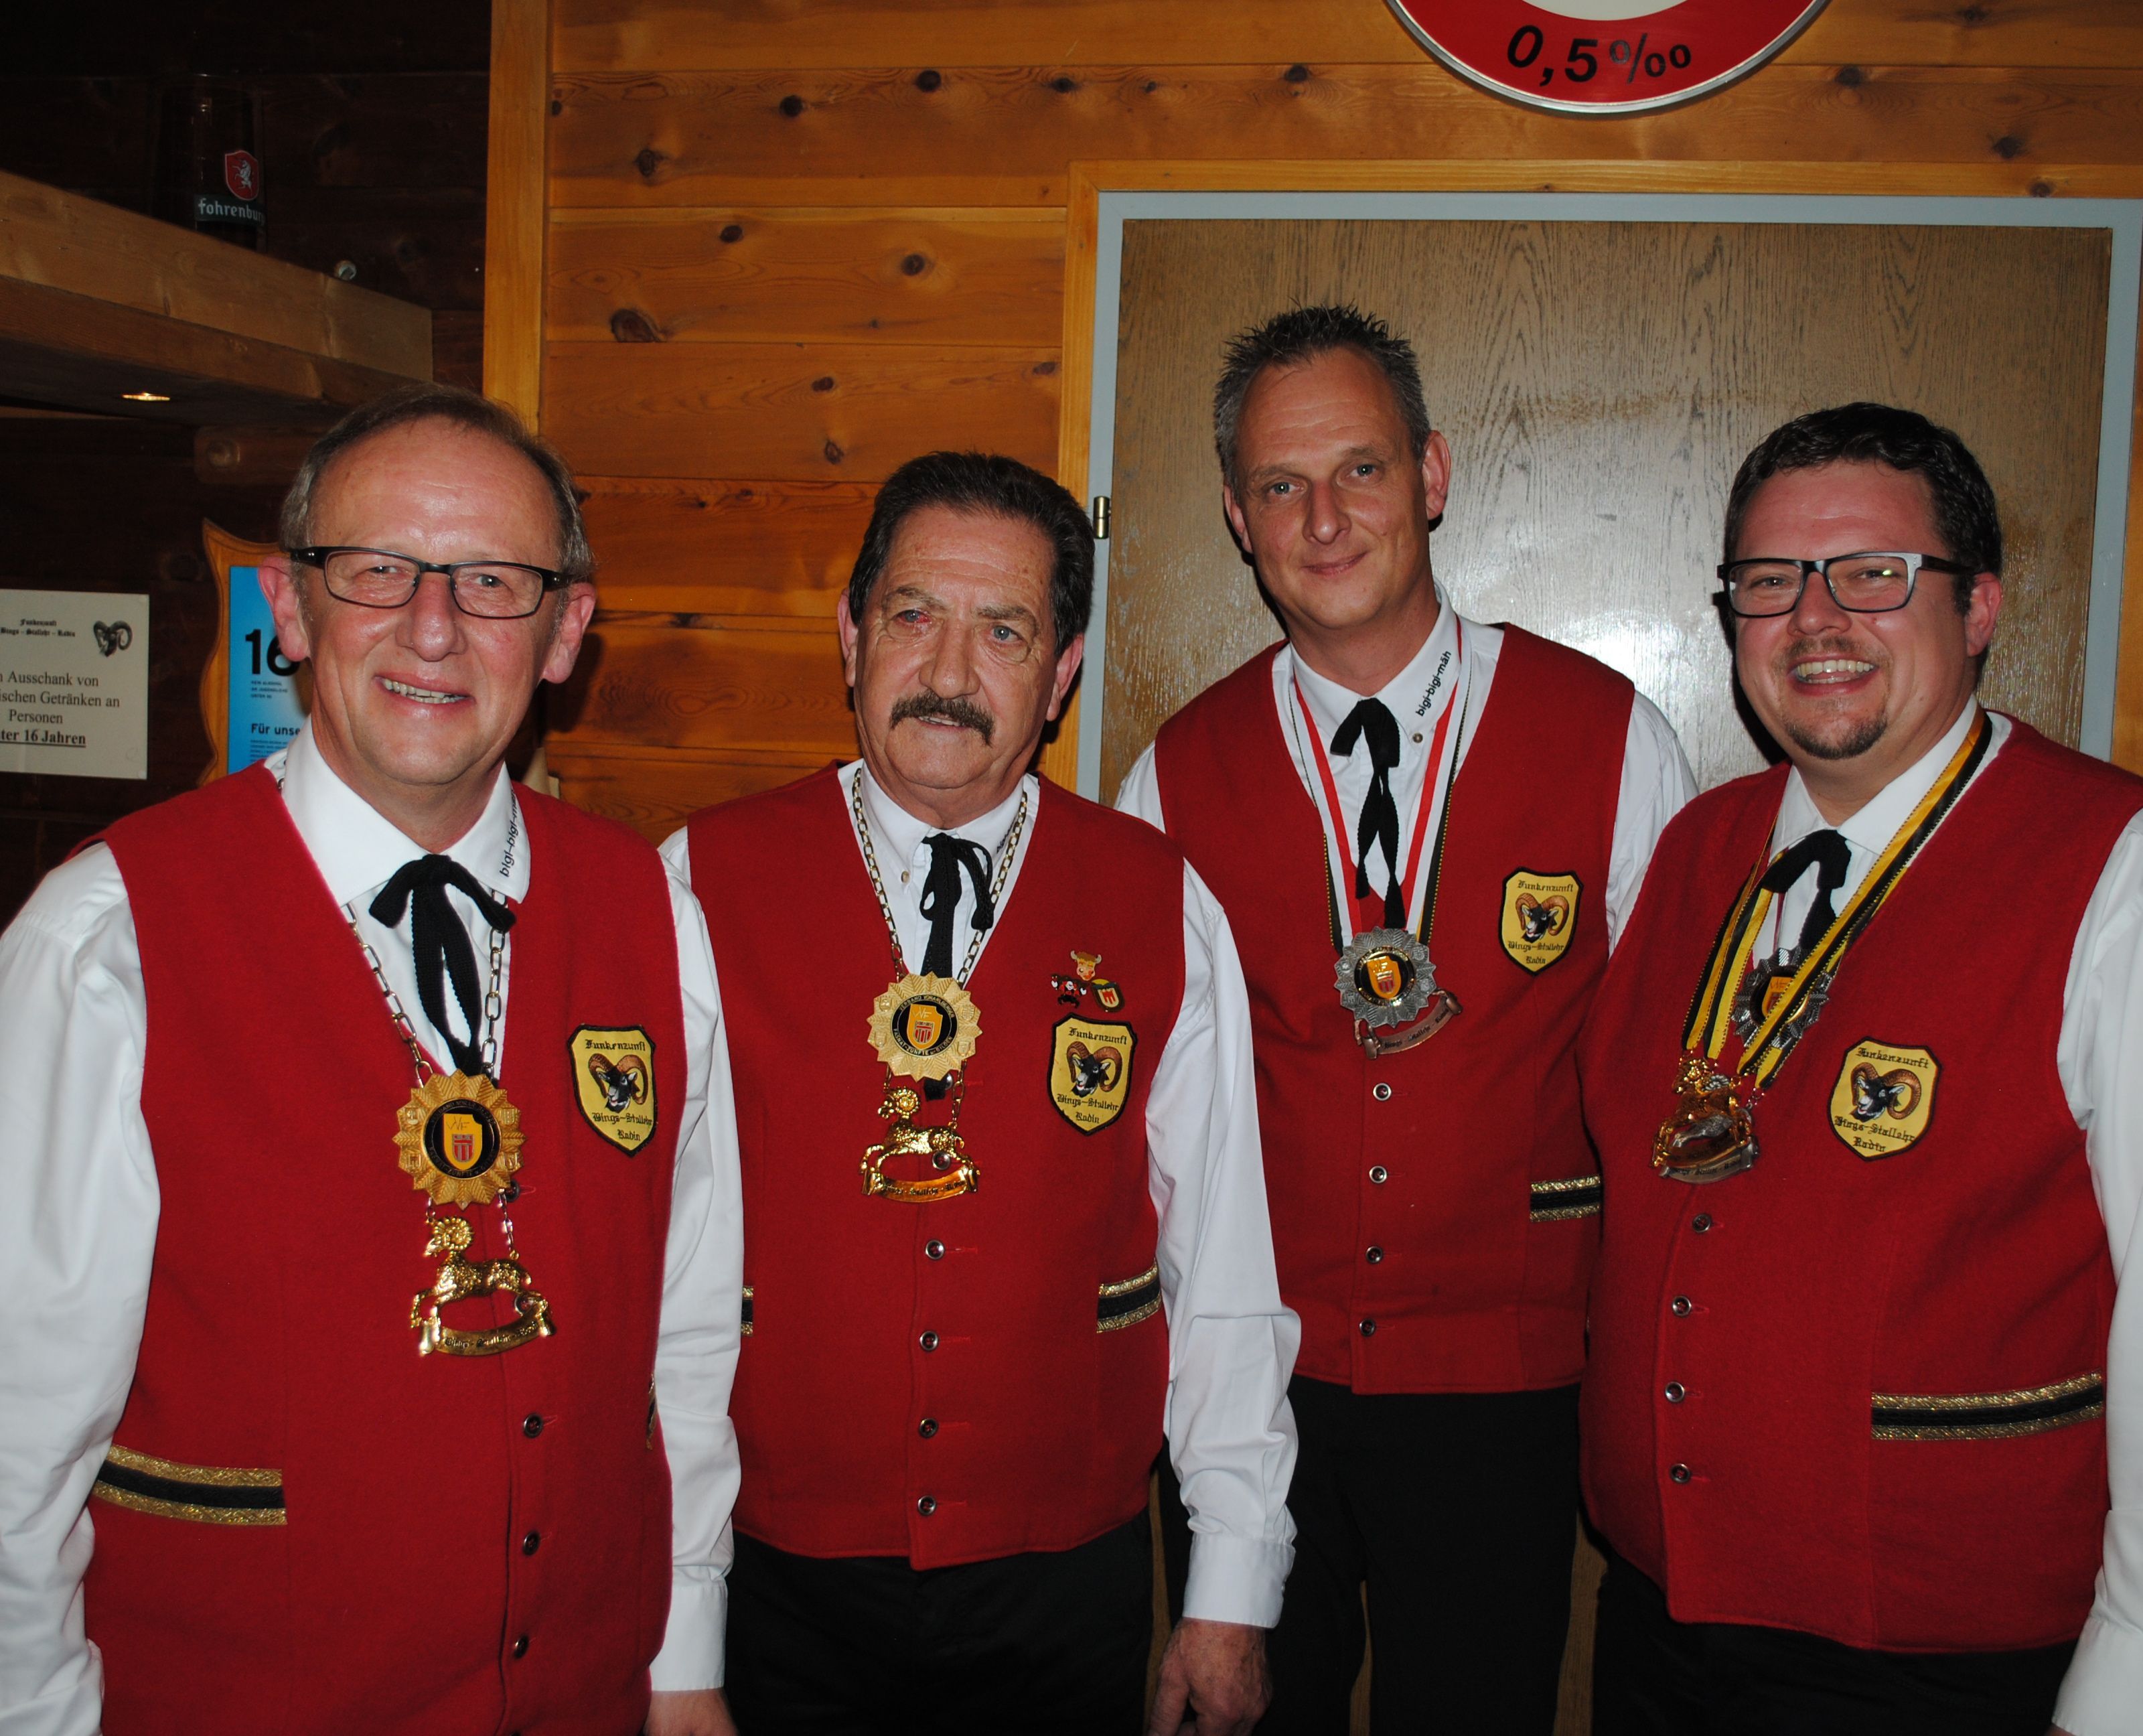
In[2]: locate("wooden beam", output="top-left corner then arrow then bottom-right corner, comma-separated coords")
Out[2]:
0,169 -> 431,380
0,275 -> 429,426
486,0 -> 552,420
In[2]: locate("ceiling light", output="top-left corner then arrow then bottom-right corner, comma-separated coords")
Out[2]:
121,390 -> 172,403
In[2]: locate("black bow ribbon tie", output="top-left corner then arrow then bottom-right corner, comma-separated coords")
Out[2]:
1331,698 -> 1406,928
369,855 -> 517,1079
1759,828 -> 1854,962
917,833 -> 996,979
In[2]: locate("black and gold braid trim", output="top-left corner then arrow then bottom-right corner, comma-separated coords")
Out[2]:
1529,1174 -> 1603,1222
1871,1371 -> 2104,1441
92,1444 -> 286,1526
741,1284 -> 754,1337
1098,1263 -> 1161,1333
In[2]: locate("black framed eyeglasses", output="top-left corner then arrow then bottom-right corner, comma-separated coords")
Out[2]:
1716,551 -> 1978,620
291,546 -> 567,620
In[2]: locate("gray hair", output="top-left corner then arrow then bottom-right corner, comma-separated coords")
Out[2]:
1213,304 -> 1432,494
278,382 -> 593,583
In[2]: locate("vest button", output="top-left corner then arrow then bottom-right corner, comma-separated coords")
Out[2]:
1372,1082 -> 1392,1102
1670,1296 -> 1692,1317
521,1530 -> 540,1556
1692,1214 -> 1713,1233
1365,1246 -> 1384,1264
1670,1464 -> 1692,1485
919,1330 -> 940,1352
917,1495 -> 937,1516
511,1634 -> 529,1660
522,1413 -> 545,1439
926,1239 -> 946,1260
1369,1165 -> 1389,1185
1664,1382 -> 1686,1404
919,1417 -> 939,1438
1359,1318 -> 1376,1336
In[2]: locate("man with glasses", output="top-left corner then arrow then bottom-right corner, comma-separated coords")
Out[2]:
0,384 -> 744,1736
669,451 -> 1297,1735
1579,402 -> 2143,1736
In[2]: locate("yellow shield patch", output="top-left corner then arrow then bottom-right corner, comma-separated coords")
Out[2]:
1049,1016 -> 1136,1135
571,1025 -> 658,1155
1828,1039 -> 1939,1159
1501,870 -> 1582,974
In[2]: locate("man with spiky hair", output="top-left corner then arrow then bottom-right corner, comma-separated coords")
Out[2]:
0,384 -> 744,1736
1121,305 -> 1694,1732
1580,403 -> 2143,1736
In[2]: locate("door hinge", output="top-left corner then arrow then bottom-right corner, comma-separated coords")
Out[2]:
1090,494 -> 1111,540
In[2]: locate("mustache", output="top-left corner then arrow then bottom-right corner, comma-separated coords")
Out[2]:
889,692 -> 994,743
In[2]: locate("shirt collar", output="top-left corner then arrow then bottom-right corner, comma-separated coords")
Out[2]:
275,719 -> 528,910
1772,700 -> 1982,857
851,760 -> 1033,869
1288,585 -> 1461,750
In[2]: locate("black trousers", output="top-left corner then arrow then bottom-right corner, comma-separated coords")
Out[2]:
1161,1376 -> 1578,1736
1591,1548 -> 2075,1736
724,1516 -> 1153,1736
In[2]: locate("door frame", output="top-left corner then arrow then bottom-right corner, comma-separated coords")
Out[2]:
1045,161 -> 2143,795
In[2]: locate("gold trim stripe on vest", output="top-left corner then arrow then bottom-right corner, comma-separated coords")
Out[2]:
92,1443 -> 286,1526
1097,1264 -> 1161,1333
1529,1174 -> 1603,1222
741,1283 -> 754,1337
1870,1372 -> 2105,1441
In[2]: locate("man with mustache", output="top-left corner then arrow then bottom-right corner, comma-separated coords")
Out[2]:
1579,403 -> 2143,1735
667,451 -> 1299,1734
1120,304 -> 1694,1733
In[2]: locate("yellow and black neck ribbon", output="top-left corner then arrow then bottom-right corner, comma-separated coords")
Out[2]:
1679,710 -> 1990,1091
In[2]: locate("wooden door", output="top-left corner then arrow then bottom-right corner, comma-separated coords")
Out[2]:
1098,212 -> 2116,1735
1100,216 -> 2112,799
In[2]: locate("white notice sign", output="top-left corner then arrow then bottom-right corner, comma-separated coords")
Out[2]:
0,588 -> 151,779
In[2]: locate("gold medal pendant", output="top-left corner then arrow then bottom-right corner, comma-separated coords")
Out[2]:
393,1071 -> 525,1207
862,1082 -> 980,1202
409,1216 -> 555,1356
867,973 -> 982,1082
1652,1054 -> 1761,1183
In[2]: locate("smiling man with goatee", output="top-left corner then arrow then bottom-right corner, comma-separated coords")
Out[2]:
668,450 -> 1298,1735
1578,403 -> 2143,1736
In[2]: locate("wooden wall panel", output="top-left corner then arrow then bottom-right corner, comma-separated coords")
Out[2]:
547,742 -> 833,839
550,66 -> 2143,211
551,612 -> 854,756
551,0 -> 2143,73
579,476 -> 871,613
549,208 -> 1063,345
542,340 -> 1060,479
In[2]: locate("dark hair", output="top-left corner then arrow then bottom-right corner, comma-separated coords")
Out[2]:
1213,303 -> 1432,493
279,382 -> 593,583
1724,403 -> 2002,608
845,451 -> 1095,651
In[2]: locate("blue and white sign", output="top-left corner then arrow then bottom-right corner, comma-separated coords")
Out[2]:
227,566 -> 307,772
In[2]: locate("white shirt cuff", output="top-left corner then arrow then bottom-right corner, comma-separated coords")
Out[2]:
648,1572 -> 728,1692
2055,1610 -> 2143,1736
1181,1532 -> 1289,1629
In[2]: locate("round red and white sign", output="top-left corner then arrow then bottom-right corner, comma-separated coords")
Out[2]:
1385,0 -> 1830,115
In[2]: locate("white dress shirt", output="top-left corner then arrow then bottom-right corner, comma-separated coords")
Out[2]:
1115,597 -> 1697,949
1750,702 -> 2143,1736
661,762 -> 1301,1628
0,721 -> 745,1736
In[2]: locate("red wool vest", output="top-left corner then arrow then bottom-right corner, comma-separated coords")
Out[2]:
688,768 -> 1184,1566
1155,628 -> 1632,1393
88,766 -> 685,1735
1580,720 -> 2134,1651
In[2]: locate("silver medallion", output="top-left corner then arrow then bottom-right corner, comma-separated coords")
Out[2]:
1335,928 -> 1438,1029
